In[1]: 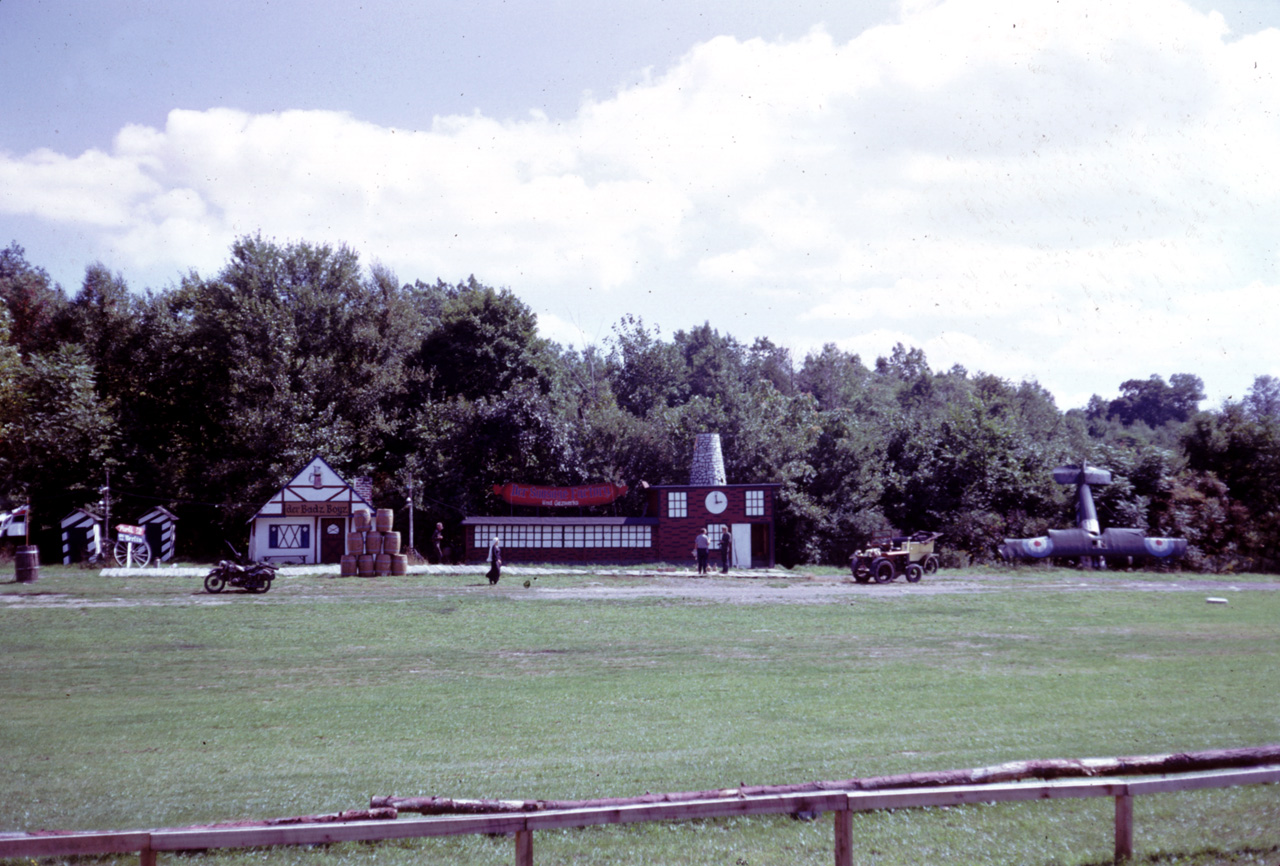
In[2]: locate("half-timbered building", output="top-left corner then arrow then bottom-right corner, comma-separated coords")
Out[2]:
248,456 -> 374,564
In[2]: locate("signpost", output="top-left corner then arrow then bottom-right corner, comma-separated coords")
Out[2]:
114,524 -> 151,567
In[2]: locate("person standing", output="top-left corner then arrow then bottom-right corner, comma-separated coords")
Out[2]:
720,526 -> 732,573
695,528 -> 710,575
486,536 -> 502,585
432,522 -> 444,564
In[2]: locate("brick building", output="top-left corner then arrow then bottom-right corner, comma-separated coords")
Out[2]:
462,434 -> 779,568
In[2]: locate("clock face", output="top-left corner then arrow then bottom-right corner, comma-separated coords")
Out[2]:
705,490 -> 728,514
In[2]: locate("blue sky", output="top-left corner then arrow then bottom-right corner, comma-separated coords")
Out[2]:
3,0 -> 1279,409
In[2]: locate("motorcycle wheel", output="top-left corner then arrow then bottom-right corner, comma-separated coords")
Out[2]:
247,578 -> 271,594
204,573 -> 226,593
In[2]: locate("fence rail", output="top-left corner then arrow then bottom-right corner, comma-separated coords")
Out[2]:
3,766 -> 1278,866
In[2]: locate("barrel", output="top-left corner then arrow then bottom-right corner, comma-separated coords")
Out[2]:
365,532 -> 383,555
381,531 -> 401,555
375,508 -> 394,533
352,510 -> 372,532
357,554 -> 376,577
15,546 -> 39,583
375,553 -> 392,576
340,555 -> 358,577
347,532 -> 366,555
390,553 -> 408,575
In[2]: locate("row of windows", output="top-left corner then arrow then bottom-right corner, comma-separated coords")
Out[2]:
667,490 -> 766,517
472,525 -> 654,549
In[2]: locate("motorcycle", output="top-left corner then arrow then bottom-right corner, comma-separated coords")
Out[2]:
203,542 -> 278,594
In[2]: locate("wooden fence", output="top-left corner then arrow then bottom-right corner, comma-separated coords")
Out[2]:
3,765 -> 1277,866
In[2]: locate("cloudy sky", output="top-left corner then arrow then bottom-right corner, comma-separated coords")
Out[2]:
2,0 -> 1278,410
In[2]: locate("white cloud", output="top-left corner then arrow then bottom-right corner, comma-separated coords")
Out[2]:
2,0 -> 1278,407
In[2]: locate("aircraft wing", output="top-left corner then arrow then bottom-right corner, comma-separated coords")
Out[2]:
1000,528 -> 1187,561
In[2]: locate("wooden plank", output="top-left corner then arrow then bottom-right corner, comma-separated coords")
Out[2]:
0,832 -> 151,858
844,779 -> 1127,812
1126,766 -> 1280,796
1114,794 -> 1133,862
140,845 -> 157,866
522,793 -> 848,831
151,815 -> 529,851
515,830 -> 533,866
833,810 -> 853,866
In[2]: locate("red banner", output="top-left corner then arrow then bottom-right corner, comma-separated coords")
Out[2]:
492,483 -> 628,507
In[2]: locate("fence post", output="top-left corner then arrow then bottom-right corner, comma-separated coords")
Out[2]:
834,808 -> 853,866
515,829 -> 533,866
140,845 -> 156,866
1114,793 -> 1133,862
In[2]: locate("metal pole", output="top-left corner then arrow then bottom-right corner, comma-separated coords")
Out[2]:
103,469 -> 111,564
407,478 -> 415,554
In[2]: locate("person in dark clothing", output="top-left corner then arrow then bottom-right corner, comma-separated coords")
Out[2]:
486,536 -> 502,584
432,522 -> 444,564
720,526 -> 732,573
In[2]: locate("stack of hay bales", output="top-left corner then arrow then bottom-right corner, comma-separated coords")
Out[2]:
340,508 -> 408,577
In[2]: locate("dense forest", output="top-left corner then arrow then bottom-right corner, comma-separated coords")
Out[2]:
2,237 -> 1278,571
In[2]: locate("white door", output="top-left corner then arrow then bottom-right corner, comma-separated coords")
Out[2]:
732,524 -> 752,568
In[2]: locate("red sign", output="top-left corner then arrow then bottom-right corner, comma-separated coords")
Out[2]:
116,524 -> 146,543
492,483 -> 628,507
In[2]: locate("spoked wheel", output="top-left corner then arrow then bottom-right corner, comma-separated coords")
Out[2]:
923,555 -> 940,575
905,563 -> 924,583
114,540 -> 152,567
204,573 -> 226,593
873,559 -> 895,584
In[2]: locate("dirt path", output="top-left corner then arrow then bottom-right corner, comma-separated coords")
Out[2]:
5,568 -> 1277,608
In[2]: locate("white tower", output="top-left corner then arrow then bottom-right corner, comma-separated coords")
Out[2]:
690,433 -> 727,486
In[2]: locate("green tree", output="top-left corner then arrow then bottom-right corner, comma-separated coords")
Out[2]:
1108,374 -> 1204,428
796,344 -> 875,412
606,315 -> 688,417
413,280 -> 553,402
0,242 -> 68,355
2,344 -> 116,524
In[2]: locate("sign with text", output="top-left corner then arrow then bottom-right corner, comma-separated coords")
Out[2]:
282,501 -> 352,517
492,483 -> 628,507
116,524 -> 146,544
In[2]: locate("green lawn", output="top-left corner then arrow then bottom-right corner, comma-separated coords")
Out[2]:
2,565 -> 1278,865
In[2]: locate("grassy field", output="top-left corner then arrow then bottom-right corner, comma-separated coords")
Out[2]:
2,564 -> 1279,865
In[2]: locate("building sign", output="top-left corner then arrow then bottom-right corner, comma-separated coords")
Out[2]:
492,483 -> 629,507
282,501 -> 353,517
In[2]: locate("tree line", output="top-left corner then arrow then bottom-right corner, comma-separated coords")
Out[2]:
3,237 -> 1278,571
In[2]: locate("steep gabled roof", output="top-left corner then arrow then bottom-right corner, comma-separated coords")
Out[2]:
249,455 -> 373,520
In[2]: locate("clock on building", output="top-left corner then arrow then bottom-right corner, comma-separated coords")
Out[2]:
705,490 -> 728,514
